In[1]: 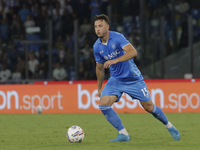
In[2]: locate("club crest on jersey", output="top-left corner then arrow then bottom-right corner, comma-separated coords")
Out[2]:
112,44 -> 116,49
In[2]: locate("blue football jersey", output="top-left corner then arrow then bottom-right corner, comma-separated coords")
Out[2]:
93,31 -> 143,82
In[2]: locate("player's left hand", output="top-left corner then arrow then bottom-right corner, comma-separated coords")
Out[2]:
104,60 -> 117,68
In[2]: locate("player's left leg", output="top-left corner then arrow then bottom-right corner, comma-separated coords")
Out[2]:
125,80 -> 180,140
140,100 -> 180,140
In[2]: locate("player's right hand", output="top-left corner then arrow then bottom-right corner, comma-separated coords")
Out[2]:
98,89 -> 102,97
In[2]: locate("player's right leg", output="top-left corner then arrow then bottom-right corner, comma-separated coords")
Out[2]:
99,77 -> 130,142
99,96 -> 130,142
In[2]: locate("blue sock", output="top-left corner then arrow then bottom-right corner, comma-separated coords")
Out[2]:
99,105 -> 124,131
150,105 -> 168,125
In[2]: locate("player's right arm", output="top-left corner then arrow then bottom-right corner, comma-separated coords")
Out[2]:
96,62 -> 105,97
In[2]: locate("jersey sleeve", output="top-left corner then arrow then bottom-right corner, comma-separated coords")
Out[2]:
117,33 -> 130,48
93,45 -> 105,63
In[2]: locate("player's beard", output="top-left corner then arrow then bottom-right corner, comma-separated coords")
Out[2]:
99,35 -> 104,39
99,31 -> 107,39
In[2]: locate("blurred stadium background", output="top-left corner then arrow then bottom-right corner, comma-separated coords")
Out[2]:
0,0 -> 200,84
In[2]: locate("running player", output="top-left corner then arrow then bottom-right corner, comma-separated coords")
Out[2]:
93,14 -> 180,142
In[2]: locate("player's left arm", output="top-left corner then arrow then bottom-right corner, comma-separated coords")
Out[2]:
104,43 -> 137,68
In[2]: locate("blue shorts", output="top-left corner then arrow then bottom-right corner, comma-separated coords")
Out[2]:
101,77 -> 151,102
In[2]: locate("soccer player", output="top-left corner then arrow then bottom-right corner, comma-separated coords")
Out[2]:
93,14 -> 181,142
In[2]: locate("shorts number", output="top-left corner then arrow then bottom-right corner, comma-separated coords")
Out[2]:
141,88 -> 148,97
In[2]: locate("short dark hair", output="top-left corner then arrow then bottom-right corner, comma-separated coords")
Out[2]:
94,14 -> 110,24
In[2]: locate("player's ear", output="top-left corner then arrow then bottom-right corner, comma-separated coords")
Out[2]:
107,24 -> 109,30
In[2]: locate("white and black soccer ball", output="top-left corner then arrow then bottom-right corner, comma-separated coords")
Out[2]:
36,105 -> 43,114
66,125 -> 85,143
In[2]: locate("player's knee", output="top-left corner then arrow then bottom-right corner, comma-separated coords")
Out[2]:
99,95 -> 117,106
99,99 -> 110,106
140,100 -> 154,112
99,96 -> 112,106
143,103 -> 154,112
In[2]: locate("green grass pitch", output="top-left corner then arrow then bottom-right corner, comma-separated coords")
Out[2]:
0,113 -> 199,150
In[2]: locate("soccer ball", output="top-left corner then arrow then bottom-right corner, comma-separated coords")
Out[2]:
36,105 -> 43,114
66,125 -> 85,143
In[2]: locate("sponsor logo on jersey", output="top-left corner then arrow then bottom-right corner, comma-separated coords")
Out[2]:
104,56 -> 108,60
108,49 -> 120,59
